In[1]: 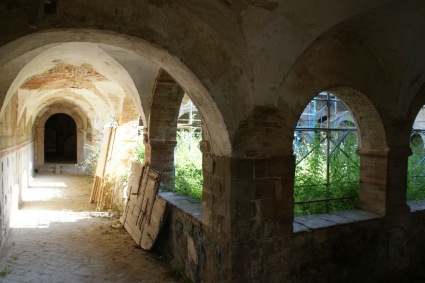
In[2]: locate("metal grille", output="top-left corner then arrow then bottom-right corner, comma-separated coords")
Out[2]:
293,92 -> 360,216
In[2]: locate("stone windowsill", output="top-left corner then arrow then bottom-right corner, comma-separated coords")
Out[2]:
293,209 -> 381,233
407,199 -> 425,212
158,191 -> 202,220
156,192 -> 401,233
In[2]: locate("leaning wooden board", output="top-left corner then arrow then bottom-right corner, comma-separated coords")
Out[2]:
120,164 -> 168,250
140,196 -> 167,250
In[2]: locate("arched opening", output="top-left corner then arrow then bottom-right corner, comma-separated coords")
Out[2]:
44,113 -> 77,164
408,105 -> 425,200
293,92 -> 360,216
174,94 -> 203,199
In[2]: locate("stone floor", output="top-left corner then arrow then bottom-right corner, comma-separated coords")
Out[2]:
0,174 -> 182,283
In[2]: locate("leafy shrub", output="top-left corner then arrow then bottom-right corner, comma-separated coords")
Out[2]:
294,130 -> 360,216
133,141 -> 145,164
407,135 -> 425,200
174,129 -> 203,199
77,142 -> 100,176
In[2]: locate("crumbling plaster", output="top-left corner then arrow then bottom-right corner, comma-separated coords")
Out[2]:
2,42 -> 143,127
0,0 -> 424,282
0,29 -> 232,156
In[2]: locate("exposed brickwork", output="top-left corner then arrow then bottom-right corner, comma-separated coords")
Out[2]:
21,63 -> 105,90
147,69 -> 184,188
357,147 -> 411,215
119,96 -> 139,125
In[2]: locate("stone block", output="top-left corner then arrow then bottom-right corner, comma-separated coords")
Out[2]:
254,158 -> 269,179
232,201 -> 256,222
212,177 -> 224,198
269,156 -> 295,177
230,158 -> 253,180
260,199 -> 276,218
213,156 -> 230,179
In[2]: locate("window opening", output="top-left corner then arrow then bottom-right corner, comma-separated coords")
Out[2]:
174,95 -> 203,199
293,92 -> 360,216
408,106 -> 425,200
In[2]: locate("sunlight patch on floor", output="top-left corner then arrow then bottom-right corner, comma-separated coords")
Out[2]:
11,174 -> 100,229
10,209 -> 112,229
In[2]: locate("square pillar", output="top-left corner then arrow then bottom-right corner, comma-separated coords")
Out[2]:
357,147 -> 411,215
145,139 -> 176,189
201,151 -> 295,281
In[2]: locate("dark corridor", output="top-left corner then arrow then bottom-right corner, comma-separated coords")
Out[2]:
44,113 -> 77,163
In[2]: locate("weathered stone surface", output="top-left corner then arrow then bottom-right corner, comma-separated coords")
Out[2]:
0,1 -> 425,282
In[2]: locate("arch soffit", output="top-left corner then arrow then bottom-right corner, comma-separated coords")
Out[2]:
398,33 -> 425,117
276,36 -> 390,151
407,83 -> 425,129
0,29 -> 231,156
21,89 -> 113,128
3,42 -> 143,126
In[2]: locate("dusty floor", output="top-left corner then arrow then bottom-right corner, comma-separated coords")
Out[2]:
0,174 -> 183,283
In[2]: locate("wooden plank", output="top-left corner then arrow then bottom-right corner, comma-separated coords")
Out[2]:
95,127 -> 114,177
140,197 -> 168,250
138,171 -> 160,229
135,165 -> 150,207
90,176 -> 102,203
128,162 -> 144,196
121,166 -> 165,248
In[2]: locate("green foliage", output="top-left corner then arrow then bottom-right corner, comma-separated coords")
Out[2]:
77,142 -> 100,176
407,135 -> 425,200
174,129 -> 203,199
294,130 -> 360,216
133,141 -> 145,164
0,266 -> 11,277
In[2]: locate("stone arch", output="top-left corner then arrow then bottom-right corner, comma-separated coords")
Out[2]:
34,105 -> 88,171
277,33 -> 390,151
327,87 -> 387,151
0,29 -> 232,156
408,83 -> 425,129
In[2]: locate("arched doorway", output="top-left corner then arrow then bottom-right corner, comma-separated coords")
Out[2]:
44,113 -> 77,164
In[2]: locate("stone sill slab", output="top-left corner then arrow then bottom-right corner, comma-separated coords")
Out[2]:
158,191 -> 202,220
293,209 -> 381,233
407,199 -> 425,212
158,192 -> 425,233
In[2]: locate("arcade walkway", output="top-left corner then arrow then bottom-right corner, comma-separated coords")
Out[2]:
0,174 -> 181,283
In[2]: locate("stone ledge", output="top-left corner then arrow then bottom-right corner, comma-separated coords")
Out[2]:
407,199 -> 425,212
293,209 -> 381,233
158,192 -> 387,233
158,191 -> 202,220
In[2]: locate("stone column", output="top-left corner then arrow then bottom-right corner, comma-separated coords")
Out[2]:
35,126 -> 44,168
201,149 -> 295,281
145,139 -> 176,190
76,128 -> 85,164
357,146 -> 411,215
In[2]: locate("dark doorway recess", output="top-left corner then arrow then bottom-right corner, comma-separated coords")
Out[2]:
44,113 -> 77,164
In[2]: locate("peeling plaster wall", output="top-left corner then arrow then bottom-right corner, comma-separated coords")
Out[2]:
0,142 -> 33,246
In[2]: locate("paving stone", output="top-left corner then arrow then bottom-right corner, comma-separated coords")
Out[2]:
0,174 -> 183,283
